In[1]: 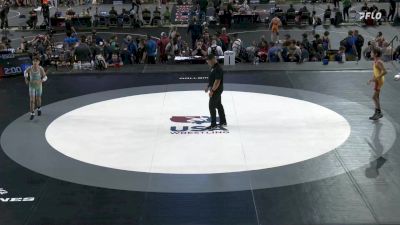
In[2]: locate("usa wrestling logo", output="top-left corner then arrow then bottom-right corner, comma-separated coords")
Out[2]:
170,116 -> 229,135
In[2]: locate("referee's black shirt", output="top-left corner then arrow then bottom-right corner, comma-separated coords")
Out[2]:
208,63 -> 224,95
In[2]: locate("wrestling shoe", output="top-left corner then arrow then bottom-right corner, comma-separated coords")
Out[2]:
370,112 -> 383,120
219,122 -> 227,127
205,125 -> 218,130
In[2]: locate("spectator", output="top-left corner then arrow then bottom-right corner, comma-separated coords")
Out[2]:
219,27 -> 230,52
299,5 -> 309,14
335,46 -> 346,63
232,34 -> 242,58
169,25 -> 178,39
109,6 -> 118,16
192,40 -> 207,57
311,11 -> 318,35
213,0 -> 221,17
257,37 -> 269,62
151,6 -> 162,26
301,33 -> 312,53
181,41 -> 191,57
212,33 -> 223,48
199,0 -> 208,23
65,15 -> 76,37
283,34 -> 291,44
89,39 -> 103,61
158,32 -> 169,63
64,32 -> 79,47
136,39 -> 146,64
203,31 -> 211,49
287,40 -> 301,62
208,40 -> 223,56
27,8 -> 38,29
187,17 -> 203,49
382,42 -> 392,61
333,0 -> 339,9
123,35 -> 137,62
342,0 -> 351,21
287,4 -> 295,13
143,35 -> 157,64
300,43 -> 309,62
163,6 -> 171,24
388,0 -> 396,22
109,35 -> 119,53
0,1 -> 10,30
109,52 -> 123,67
353,30 -> 364,61
361,2 -> 369,11
166,37 -> 180,63
322,31 -> 331,51
363,41 -> 374,60
375,31 -> 385,47
42,2 -> 50,27
268,42 -> 283,62
219,4 -> 232,28
392,44 -> 400,61
341,30 -> 357,61
74,35 -> 92,62
130,0 -> 141,14
91,29 -> 103,45
324,5 -> 331,23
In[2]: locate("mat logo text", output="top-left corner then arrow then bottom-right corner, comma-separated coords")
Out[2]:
0,188 -> 35,203
170,116 -> 229,134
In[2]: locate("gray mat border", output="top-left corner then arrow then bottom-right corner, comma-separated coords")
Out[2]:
1,84 -> 397,193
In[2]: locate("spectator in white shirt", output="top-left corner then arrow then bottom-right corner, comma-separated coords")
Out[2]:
208,40 -> 223,56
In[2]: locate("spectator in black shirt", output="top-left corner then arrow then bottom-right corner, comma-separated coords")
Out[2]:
354,29 -> 364,61
109,7 -> 118,16
361,2 -> 369,11
74,35 -> 92,62
388,0 -> 396,21
42,3 -> 50,27
287,4 -> 295,13
27,8 -> 38,29
205,54 -> 227,129
0,1 -> 10,30
65,16 -> 76,36
188,17 -> 203,49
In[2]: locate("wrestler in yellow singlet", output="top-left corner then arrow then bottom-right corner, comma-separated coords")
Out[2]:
368,48 -> 386,120
373,60 -> 385,92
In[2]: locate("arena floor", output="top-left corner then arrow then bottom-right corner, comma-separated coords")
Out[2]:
1,65 -> 400,225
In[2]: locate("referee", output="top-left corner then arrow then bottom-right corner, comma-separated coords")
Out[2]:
205,54 -> 227,130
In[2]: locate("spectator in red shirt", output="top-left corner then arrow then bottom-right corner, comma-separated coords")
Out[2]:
158,32 -> 170,63
219,27 -> 230,51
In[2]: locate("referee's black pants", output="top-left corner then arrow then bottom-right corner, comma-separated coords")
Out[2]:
209,93 -> 226,126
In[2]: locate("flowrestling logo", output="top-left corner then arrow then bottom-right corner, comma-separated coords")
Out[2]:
359,12 -> 382,20
170,116 -> 229,134
0,187 -> 35,203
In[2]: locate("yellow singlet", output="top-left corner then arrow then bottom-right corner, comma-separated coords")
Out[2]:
373,61 -> 385,91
